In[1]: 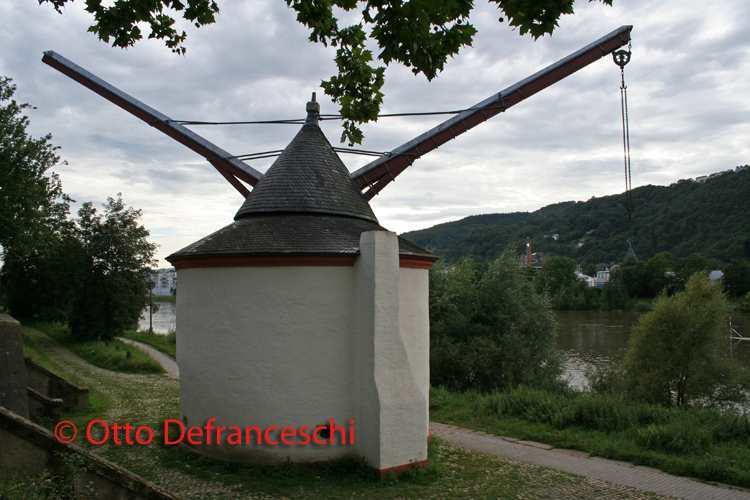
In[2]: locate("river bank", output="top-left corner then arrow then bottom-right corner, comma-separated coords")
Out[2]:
556,310 -> 750,390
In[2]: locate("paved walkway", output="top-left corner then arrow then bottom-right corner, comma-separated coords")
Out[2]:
120,338 -> 179,378
431,422 -> 750,500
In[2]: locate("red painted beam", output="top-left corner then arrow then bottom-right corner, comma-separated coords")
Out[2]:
351,26 -> 633,200
42,51 -> 261,197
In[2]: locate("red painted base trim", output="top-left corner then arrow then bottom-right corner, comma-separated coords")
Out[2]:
171,254 -> 358,270
376,460 -> 428,478
399,255 -> 439,269
171,253 -> 438,270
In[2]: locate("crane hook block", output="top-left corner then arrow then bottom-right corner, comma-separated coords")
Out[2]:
613,49 -> 631,68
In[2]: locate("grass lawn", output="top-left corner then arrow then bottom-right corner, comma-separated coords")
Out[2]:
430,386 -> 750,489
151,295 -> 176,303
122,329 -> 176,359
27,321 -> 164,374
12,325 -> 671,500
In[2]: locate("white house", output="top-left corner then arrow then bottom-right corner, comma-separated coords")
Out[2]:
147,268 -> 176,296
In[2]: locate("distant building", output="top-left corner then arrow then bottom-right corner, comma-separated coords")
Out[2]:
593,262 -> 617,288
624,240 -> 636,260
147,268 -> 176,295
709,270 -> 724,282
530,251 -> 548,265
518,242 -> 547,270
576,270 -> 595,287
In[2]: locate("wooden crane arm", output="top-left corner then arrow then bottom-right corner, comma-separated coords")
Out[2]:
350,25 -> 633,200
42,51 -> 263,197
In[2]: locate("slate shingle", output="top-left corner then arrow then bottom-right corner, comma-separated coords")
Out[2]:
168,116 -> 435,264
235,124 -> 377,222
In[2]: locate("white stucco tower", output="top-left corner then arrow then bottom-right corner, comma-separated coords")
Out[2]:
167,97 -> 437,475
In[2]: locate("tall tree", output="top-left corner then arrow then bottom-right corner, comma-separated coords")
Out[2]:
430,254 -> 562,392
623,273 -> 748,408
0,76 -> 75,319
723,259 -> 750,298
0,77 -> 70,253
642,251 -> 673,297
672,253 -> 708,292
0,78 -> 158,335
534,255 -> 578,295
611,255 -> 645,298
68,195 -> 158,340
37,0 -> 614,145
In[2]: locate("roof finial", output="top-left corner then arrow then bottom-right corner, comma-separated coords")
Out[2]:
306,92 -> 320,125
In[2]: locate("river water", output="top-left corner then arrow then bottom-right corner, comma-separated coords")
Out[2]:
138,301 -> 176,334
140,302 -> 750,389
556,310 -> 750,389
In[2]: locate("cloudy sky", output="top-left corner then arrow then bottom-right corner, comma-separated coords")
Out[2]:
2,0 -> 749,266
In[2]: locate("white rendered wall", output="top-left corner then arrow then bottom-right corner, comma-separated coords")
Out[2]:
176,231 -> 430,468
398,267 -> 430,443
177,266 -> 356,463
353,231 -> 429,470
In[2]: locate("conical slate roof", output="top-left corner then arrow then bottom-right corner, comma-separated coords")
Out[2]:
167,97 -> 436,267
235,123 -> 377,222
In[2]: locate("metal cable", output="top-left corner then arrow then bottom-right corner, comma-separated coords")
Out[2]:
620,66 -> 633,222
614,44 -> 633,222
168,109 -> 470,126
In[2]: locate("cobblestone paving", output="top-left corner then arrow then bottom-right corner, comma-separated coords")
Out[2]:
23,326 -> 682,500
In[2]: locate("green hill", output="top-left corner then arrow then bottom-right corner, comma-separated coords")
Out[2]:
401,166 -> 750,265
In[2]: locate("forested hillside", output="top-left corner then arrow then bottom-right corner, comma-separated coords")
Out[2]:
402,166 -> 750,265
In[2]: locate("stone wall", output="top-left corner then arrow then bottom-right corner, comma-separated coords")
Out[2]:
0,406 -> 180,500
26,387 -> 63,422
0,314 -> 30,418
25,356 -> 89,409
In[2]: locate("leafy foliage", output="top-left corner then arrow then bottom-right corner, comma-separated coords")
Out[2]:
533,255 -> 599,310
0,77 -> 76,321
0,77 -> 157,340
39,0 -> 220,55
0,77 -> 71,253
622,274 -> 749,408
599,277 -> 628,310
403,167 -> 750,265
37,0 -> 614,145
67,196 -> 158,340
723,258 -> 750,298
429,254 -> 563,392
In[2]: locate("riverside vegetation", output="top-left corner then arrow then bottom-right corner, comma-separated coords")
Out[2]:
122,328 -> 177,359
0,77 -> 157,341
428,257 -> 750,488
520,252 -> 749,312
